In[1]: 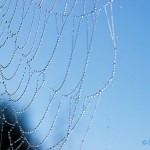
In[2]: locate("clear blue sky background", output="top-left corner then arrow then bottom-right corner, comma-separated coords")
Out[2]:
0,0 -> 150,150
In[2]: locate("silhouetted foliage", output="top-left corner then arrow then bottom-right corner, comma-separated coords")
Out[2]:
0,104 -> 29,150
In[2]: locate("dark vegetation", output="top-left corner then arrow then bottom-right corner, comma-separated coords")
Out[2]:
0,103 -> 30,150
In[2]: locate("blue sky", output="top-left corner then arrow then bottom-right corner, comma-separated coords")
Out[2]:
0,0 -> 150,150
85,1 -> 150,150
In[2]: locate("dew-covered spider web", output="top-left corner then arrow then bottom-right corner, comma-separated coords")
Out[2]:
0,0 -> 116,149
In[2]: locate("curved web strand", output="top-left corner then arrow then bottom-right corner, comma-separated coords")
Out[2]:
0,0 -> 117,149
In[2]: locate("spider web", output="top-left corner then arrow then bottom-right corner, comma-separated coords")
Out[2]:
0,0 -> 116,149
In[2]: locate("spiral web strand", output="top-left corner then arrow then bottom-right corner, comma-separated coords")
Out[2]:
0,0 -> 116,149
